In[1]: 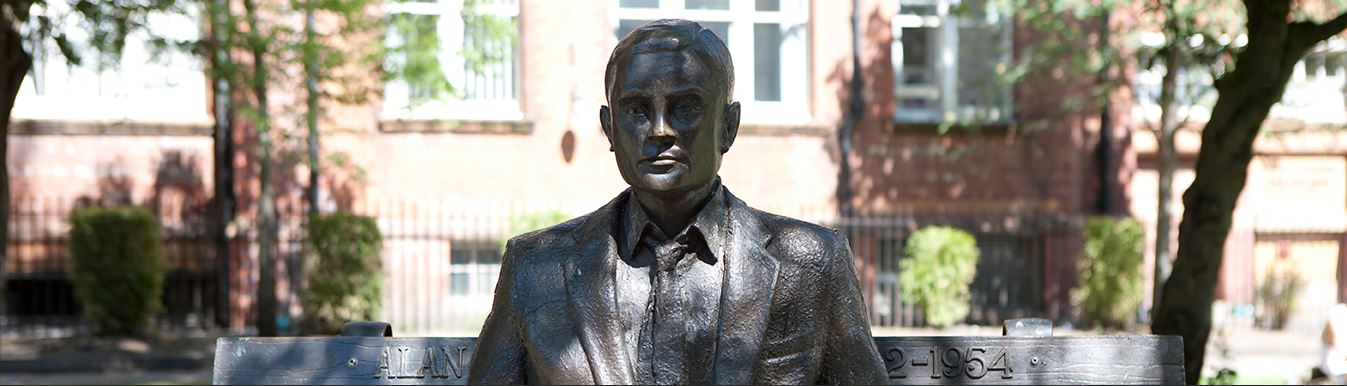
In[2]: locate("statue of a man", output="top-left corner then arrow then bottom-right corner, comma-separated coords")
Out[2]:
469,19 -> 887,385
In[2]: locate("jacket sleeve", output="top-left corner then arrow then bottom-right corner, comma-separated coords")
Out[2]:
467,239 -> 526,385
819,232 -> 890,385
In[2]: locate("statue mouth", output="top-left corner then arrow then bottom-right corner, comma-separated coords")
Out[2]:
650,158 -> 679,167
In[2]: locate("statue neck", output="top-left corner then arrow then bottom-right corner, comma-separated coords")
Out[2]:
631,180 -> 718,236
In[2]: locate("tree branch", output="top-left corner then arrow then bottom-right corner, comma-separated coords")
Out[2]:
1310,10 -> 1347,44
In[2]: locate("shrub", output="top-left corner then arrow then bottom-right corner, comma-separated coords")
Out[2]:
1255,263 -> 1303,330
500,210 -> 570,251
68,206 -> 165,336
1075,216 -> 1145,329
302,212 -> 384,335
899,226 -> 980,328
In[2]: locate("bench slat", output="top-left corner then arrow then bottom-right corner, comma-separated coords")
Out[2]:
213,335 -> 1182,385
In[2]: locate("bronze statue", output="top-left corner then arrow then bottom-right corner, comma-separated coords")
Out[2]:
469,19 -> 888,385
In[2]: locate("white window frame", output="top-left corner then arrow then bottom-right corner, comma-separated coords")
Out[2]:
610,0 -> 811,125
383,0 -> 522,122
891,0 -> 1012,124
12,4 -> 210,125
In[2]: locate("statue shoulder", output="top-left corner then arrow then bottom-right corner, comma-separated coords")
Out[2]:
743,206 -> 851,264
501,213 -> 589,261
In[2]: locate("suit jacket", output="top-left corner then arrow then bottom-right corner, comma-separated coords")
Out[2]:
468,188 -> 888,385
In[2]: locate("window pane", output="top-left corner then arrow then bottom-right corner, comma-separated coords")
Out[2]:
754,23 -> 782,101
896,23 -> 940,121
1329,53 -> 1344,77
900,27 -> 935,85
478,271 -> 496,294
685,0 -> 729,10
702,21 -> 730,45
952,0 -> 988,19
388,13 -> 444,101
478,247 -> 502,264
620,0 -> 658,8
462,13 -> 518,101
900,0 -> 938,16
957,23 -> 1007,120
451,246 -> 475,264
617,19 -> 654,40
756,0 -> 779,11
451,272 -> 472,295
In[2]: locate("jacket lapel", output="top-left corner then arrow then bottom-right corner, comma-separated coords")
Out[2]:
562,192 -> 637,385
714,191 -> 780,385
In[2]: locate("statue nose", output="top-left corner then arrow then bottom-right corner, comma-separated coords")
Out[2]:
649,108 -> 677,139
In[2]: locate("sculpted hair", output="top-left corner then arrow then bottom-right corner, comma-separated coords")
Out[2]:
604,19 -> 735,103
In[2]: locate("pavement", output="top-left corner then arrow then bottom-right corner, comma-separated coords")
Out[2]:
0,331 -> 220,385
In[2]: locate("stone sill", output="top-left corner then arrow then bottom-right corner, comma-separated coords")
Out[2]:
378,119 -> 533,134
889,120 -> 1014,133
738,123 -> 832,137
9,119 -> 212,136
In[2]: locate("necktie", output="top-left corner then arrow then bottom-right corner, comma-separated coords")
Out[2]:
638,231 -> 691,385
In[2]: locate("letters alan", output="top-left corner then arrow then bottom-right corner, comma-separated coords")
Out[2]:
373,346 -> 469,379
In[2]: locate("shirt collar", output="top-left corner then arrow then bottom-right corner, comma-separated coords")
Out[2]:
619,179 -> 727,262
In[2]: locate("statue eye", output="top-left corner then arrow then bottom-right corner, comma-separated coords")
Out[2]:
625,104 -> 649,119
673,101 -> 703,118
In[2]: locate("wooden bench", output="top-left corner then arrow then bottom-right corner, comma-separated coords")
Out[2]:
212,319 -> 1184,384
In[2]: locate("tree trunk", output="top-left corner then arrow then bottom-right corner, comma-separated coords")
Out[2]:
304,1 -> 320,218
208,0 -> 236,329
1152,26 -> 1181,322
1152,2 -> 1343,383
1,20 -> 33,320
243,0 -> 279,337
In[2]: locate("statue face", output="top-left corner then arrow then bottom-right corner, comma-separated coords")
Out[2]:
601,50 -> 740,195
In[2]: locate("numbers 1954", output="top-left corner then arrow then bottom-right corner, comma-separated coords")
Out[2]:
882,346 -> 1014,380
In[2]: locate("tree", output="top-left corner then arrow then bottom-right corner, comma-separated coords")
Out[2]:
206,0 -> 511,335
1,0 -> 189,320
1134,0 -> 1240,322
1153,1 -> 1347,383
205,0 -> 382,336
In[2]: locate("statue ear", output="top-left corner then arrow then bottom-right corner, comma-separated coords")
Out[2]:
600,105 -> 614,152
721,101 -> 740,154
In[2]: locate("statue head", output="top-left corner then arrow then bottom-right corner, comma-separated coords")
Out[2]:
601,19 -> 740,197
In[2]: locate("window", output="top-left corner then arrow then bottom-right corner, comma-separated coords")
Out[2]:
1277,38 -> 1347,124
1130,33 -> 1218,125
613,0 -> 809,124
449,241 -> 501,298
12,6 -> 209,124
892,0 -> 1011,123
384,0 -> 520,121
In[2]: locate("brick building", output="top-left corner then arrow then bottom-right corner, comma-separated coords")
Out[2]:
15,0 -> 1283,335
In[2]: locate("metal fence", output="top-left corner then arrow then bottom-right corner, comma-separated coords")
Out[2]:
833,212 -> 1079,328
3,196 -> 1077,337
3,196 -> 222,338
359,201 -> 1077,335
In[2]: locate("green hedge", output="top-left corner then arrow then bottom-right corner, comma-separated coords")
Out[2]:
899,226 -> 980,328
1075,216 -> 1145,329
69,206 -> 164,336
302,212 -> 384,335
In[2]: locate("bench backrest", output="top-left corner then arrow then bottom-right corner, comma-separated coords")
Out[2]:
212,320 -> 1184,385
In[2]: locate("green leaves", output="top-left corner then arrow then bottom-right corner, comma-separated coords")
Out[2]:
384,11 -> 453,105
500,210 -> 569,252
898,226 -> 980,328
1074,216 -> 1145,330
302,212 -> 384,335
68,206 -> 165,336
